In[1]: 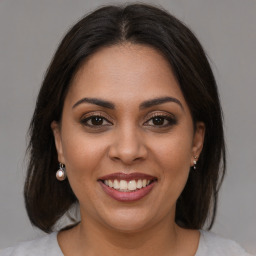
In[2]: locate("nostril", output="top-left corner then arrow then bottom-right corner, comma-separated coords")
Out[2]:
108,143 -> 148,164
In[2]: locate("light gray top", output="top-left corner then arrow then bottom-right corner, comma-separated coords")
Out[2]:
0,230 -> 253,256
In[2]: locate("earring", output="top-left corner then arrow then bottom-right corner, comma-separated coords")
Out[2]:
56,163 -> 67,181
193,156 -> 198,170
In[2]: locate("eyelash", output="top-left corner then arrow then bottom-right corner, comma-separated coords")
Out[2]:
80,113 -> 177,129
81,113 -> 112,128
144,113 -> 177,127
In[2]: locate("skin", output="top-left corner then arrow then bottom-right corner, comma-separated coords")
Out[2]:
51,43 -> 205,256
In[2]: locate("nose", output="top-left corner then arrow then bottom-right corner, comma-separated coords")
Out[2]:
108,126 -> 148,165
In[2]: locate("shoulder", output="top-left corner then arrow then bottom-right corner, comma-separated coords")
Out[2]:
0,232 -> 63,256
196,230 -> 253,256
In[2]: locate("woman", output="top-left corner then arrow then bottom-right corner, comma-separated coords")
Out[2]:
0,3 -> 252,256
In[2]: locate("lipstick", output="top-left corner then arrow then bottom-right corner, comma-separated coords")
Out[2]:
98,172 -> 157,202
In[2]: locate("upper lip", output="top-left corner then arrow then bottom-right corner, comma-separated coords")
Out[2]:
98,172 -> 157,181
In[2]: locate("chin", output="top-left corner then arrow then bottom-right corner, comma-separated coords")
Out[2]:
100,209 -> 155,233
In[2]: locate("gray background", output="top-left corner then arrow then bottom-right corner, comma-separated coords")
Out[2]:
0,0 -> 255,253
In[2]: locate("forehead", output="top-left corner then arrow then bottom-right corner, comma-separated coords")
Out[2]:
66,43 -> 187,109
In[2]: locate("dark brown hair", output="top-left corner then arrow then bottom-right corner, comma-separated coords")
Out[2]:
25,3 -> 225,233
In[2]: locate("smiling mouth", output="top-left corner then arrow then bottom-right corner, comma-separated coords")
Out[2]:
98,173 -> 157,201
102,179 -> 154,192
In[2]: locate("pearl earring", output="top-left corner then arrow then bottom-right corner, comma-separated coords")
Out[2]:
56,163 -> 67,181
193,156 -> 198,170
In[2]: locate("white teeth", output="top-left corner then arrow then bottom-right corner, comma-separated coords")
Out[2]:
104,179 -> 153,191
128,180 -> 136,191
120,180 -> 128,190
109,180 -> 113,188
113,179 -> 120,189
137,179 -> 142,189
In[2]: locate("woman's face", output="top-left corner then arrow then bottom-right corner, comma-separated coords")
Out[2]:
52,44 -> 205,232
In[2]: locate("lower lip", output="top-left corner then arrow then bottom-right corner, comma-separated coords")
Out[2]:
99,181 -> 156,202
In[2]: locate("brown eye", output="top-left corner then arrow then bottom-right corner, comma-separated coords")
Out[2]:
81,115 -> 112,127
152,116 -> 165,125
144,115 -> 177,127
91,116 -> 104,125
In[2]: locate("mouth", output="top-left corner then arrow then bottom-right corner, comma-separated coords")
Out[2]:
98,173 -> 157,202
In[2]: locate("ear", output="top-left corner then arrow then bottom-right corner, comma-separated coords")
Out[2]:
191,122 -> 205,166
51,121 -> 65,164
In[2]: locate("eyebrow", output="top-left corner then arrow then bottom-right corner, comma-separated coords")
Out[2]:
72,98 -> 115,109
72,96 -> 183,110
139,96 -> 184,110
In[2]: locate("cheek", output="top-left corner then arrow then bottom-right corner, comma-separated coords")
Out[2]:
60,131 -> 109,206
61,127 -> 107,179
151,130 -> 193,192
154,132 -> 192,170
